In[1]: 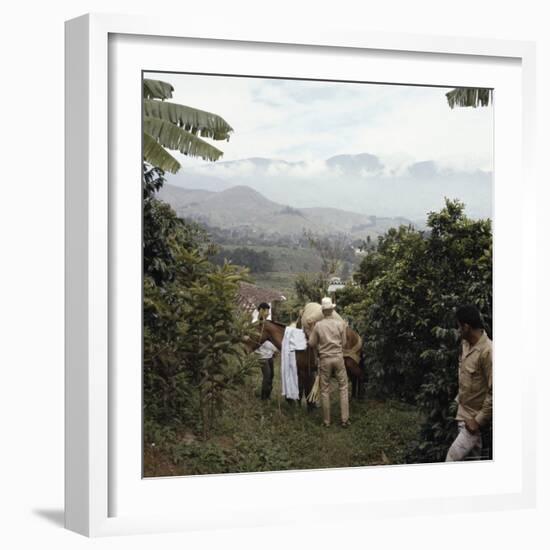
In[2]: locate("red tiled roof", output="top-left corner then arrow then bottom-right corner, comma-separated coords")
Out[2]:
237,282 -> 286,312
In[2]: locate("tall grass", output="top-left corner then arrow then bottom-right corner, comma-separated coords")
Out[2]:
144,359 -> 423,477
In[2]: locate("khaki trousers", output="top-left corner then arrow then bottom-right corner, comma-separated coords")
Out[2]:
319,356 -> 349,425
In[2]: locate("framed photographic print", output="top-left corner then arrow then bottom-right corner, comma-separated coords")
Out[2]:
65,13 -> 537,537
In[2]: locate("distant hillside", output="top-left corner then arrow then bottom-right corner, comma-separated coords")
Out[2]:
156,183 -> 414,238
165,152 -> 492,221
155,186 -> 214,208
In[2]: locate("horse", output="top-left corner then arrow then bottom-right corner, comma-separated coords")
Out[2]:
249,319 -> 366,404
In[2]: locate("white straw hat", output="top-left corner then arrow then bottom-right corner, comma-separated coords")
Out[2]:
321,297 -> 335,310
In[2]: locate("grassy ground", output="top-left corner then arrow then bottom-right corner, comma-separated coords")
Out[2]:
144,360 -> 424,478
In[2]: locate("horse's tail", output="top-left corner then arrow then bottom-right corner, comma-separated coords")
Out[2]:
359,348 -> 367,380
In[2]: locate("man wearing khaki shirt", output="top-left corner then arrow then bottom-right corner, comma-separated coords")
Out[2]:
308,297 -> 350,428
446,305 -> 493,462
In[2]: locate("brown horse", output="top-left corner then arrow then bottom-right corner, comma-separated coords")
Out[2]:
250,320 -> 366,404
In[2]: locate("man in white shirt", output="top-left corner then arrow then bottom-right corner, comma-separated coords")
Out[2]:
255,303 -> 278,400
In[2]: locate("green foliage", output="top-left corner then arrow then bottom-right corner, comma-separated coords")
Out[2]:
294,272 -> 329,303
345,199 -> 492,462
331,284 -> 366,329
446,88 -> 493,109
144,115 -> 225,163
144,363 -> 424,477
270,296 -> 303,326
143,165 -> 254,441
171,434 -> 292,474
211,246 -> 275,273
142,79 -> 233,173
143,133 -> 181,174
143,99 -> 233,141
304,230 -> 355,276
143,78 -> 174,100
340,261 -> 351,281
142,78 -> 246,441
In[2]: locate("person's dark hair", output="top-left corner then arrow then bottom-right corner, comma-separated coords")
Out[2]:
258,302 -> 270,311
456,305 -> 484,329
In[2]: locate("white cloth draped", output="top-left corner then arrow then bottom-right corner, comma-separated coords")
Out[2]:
280,327 -> 307,400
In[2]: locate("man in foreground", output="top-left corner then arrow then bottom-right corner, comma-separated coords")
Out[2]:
446,305 -> 493,461
308,297 -> 350,428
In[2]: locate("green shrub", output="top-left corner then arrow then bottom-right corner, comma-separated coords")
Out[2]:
343,199 -> 492,461
143,166 -> 255,442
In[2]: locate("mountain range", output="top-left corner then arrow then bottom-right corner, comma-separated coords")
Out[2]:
156,183 -> 413,239
165,153 -> 493,221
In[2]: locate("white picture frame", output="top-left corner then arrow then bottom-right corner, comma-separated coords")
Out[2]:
65,13 -> 537,537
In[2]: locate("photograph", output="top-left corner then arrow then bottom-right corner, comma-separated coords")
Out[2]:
142,72 -> 494,477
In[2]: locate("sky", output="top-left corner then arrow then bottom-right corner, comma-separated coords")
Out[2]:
144,72 -> 493,220
146,71 -> 493,173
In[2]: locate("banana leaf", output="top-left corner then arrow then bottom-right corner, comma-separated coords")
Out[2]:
144,116 -> 224,162
143,132 -> 181,174
446,88 -> 493,109
143,79 -> 174,100
144,99 -> 233,141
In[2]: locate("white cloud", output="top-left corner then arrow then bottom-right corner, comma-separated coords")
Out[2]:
146,72 -> 493,173
286,160 -> 331,179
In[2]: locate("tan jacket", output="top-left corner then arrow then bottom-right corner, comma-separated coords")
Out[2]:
456,331 -> 493,427
308,314 -> 347,359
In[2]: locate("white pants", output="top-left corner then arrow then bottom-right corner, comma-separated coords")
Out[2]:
445,421 -> 482,462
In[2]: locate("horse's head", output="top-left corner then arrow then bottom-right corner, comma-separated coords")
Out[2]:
243,320 -> 270,353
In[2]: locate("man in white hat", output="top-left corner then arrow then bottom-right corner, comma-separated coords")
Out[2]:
308,297 -> 350,428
